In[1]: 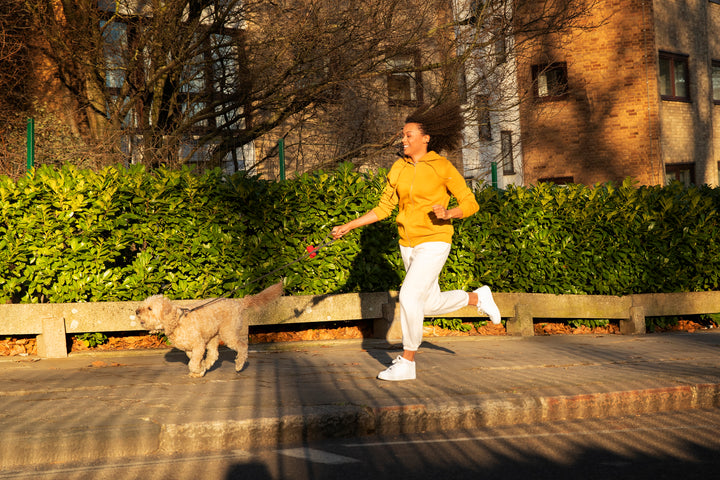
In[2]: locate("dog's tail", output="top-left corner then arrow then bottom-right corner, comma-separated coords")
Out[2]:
244,281 -> 284,310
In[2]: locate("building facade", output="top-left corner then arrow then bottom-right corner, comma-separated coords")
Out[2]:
453,0 -> 525,189
513,0 -> 720,187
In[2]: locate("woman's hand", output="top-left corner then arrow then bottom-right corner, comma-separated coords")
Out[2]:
331,211 -> 379,239
331,224 -> 351,239
432,204 -> 451,220
432,204 -> 462,220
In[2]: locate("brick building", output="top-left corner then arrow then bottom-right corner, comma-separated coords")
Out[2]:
509,0 -> 720,187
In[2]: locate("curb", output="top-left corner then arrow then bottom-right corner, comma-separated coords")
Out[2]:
4,383 -> 717,469
158,383 -> 720,454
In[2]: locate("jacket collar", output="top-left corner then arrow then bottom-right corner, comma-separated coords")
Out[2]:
402,151 -> 441,165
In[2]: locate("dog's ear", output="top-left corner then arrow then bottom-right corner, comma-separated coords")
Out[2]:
162,297 -> 176,317
159,297 -> 181,331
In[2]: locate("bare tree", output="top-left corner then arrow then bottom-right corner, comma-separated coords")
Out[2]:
267,0 -> 604,176
13,0 -> 601,174
0,0 -> 32,176
0,0 -> 31,108
18,0 -> 453,170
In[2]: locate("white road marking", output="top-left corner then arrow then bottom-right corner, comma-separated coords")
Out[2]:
343,424 -> 720,448
278,447 -> 360,465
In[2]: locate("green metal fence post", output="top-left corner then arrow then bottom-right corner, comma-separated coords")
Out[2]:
26,118 -> 35,173
278,138 -> 285,180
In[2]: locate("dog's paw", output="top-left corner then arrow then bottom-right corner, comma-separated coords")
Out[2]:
188,370 -> 206,378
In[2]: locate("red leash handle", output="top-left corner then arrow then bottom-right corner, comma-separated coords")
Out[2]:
304,232 -> 335,260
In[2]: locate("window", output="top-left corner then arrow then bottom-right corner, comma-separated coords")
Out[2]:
458,68 -> 468,103
387,53 -> 423,107
476,95 -> 492,141
712,60 -> 720,104
494,35 -> 507,65
491,17 -> 508,66
665,163 -> 695,186
293,42 -> 342,105
531,63 -> 568,99
659,52 -> 690,101
500,130 -> 515,175
101,20 -> 137,129
101,21 -> 127,91
538,176 -> 574,185
98,7 -> 251,171
462,1 -> 485,25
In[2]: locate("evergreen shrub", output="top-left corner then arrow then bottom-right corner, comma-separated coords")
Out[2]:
1,163 -> 719,304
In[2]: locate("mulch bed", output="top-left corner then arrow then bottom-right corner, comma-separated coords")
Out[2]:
1,317 -> 716,357
0,338 -> 36,357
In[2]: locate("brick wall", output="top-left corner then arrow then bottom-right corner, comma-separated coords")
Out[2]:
518,0 -> 663,186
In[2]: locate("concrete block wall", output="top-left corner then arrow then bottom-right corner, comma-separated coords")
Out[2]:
710,2 -> 720,173
654,0 -> 718,185
3,290 -> 720,358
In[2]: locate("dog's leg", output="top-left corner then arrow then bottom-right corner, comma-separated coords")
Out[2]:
220,336 -> 247,372
203,337 -> 221,373
222,324 -> 249,373
233,340 -> 248,372
187,346 -> 208,377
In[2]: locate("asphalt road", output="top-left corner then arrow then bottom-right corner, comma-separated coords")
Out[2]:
4,408 -> 719,480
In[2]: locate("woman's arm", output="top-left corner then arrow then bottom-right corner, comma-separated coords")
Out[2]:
331,210 -> 380,239
442,161 -> 479,219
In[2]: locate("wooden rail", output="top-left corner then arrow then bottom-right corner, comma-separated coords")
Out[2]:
2,291 -> 718,358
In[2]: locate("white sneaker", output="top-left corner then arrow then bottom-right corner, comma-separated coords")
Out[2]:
377,355 -> 416,381
475,286 -> 501,325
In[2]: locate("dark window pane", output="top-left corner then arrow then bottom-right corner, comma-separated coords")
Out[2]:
658,57 -> 671,96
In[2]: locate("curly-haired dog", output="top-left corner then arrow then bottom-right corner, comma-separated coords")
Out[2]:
135,282 -> 283,377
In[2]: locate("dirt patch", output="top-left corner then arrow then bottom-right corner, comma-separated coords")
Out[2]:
70,334 -> 170,352
534,322 -> 620,336
649,318 -> 713,333
250,321 -> 372,343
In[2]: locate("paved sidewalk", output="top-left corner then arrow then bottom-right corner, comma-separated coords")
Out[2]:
1,331 -> 719,469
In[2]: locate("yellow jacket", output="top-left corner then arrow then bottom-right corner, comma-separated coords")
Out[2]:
371,151 -> 479,247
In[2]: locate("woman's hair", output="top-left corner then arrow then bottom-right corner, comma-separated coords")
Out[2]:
405,102 -> 464,154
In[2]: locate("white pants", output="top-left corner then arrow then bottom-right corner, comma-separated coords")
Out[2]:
398,242 -> 470,352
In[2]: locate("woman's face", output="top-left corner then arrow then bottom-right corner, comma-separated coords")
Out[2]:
402,122 -> 429,161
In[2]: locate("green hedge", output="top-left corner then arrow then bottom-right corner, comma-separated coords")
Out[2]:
460,180 -> 720,295
1,164 -> 719,303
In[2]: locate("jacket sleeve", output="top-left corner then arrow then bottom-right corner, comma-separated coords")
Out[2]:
371,162 -> 401,220
446,162 -> 479,218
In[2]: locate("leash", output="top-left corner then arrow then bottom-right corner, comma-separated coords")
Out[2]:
178,232 -> 337,317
